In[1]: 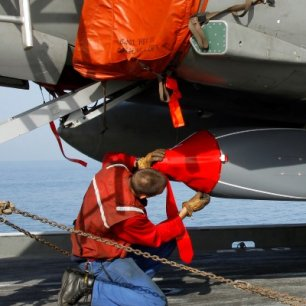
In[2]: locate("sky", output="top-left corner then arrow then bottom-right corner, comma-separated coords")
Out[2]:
0,82 -> 90,162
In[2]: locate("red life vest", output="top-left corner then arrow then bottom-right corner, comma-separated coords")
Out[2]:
71,164 -> 145,259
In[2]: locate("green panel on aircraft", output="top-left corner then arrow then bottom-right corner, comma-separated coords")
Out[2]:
190,21 -> 227,55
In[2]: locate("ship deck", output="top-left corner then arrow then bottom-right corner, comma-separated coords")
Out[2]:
1,226 -> 306,305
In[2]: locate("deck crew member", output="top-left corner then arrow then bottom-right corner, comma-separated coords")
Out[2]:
58,149 -> 210,306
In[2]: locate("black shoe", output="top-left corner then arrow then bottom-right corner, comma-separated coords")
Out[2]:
58,268 -> 95,306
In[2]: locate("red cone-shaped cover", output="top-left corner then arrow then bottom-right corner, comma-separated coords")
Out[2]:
153,131 -> 222,193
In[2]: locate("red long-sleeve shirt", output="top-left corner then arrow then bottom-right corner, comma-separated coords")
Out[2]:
112,214 -> 185,247
104,152 -> 185,247
107,152 -> 185,247
72,152 -> 185,259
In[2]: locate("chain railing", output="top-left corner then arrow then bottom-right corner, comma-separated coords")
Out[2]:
1,201 -> 306,306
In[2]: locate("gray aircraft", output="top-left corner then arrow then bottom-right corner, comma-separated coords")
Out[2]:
1,0 -> 306,200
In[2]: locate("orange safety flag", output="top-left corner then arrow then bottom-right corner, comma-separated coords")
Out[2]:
73,0 -> 202,81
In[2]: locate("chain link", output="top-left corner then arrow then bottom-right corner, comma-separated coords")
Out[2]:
1,206 -> 306,306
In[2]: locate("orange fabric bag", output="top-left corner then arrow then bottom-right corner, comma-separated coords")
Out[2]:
73,0 -> 202,80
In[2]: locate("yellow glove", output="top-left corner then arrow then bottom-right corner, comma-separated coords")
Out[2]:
137,149 -> 165,169
182,192 -> 210,217
0,201 -> 15,215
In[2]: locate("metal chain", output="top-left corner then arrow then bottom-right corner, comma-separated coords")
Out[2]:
0,216 -> 70,256
2,206 -> 306,306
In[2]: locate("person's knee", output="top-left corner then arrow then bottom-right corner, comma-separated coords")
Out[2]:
146,291 -> 167,306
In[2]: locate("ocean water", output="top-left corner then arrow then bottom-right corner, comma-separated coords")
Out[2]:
0,160 -> 305,234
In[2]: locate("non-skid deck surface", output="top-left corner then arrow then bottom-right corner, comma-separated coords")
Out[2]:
1,248 -> 306,306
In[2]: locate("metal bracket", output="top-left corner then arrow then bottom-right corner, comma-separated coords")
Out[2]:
0,81 -> 142,144
62,83 -> 145,129
0,0 -> 33,49
190,21 -> 228,55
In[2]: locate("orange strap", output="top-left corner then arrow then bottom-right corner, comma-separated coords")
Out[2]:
199,0 -> 209,12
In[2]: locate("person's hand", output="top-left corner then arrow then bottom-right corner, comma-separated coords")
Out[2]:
137,149 -> 165,169
182,192 -> 210,217
0,201 -> 15,215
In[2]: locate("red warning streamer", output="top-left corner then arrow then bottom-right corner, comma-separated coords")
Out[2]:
49,121 -> 87,167
166,76 -> 185,128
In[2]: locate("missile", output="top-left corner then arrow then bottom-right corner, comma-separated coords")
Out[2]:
153,128 -> 306,201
